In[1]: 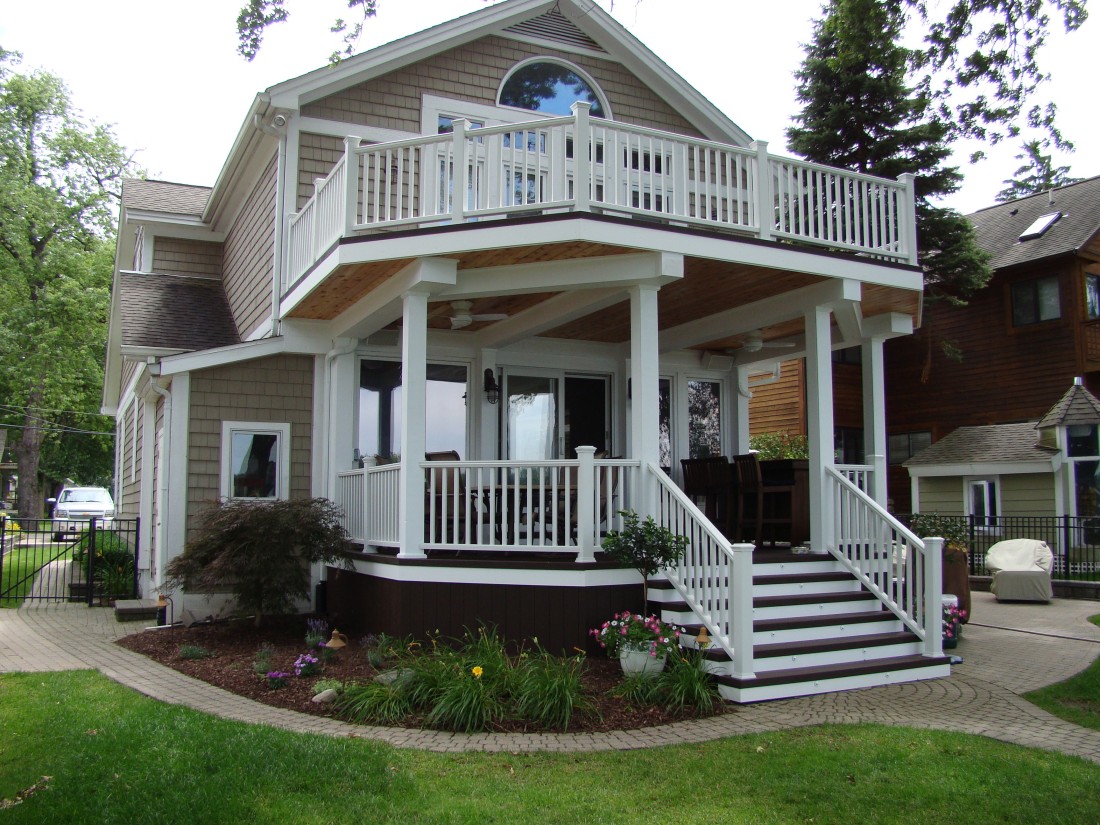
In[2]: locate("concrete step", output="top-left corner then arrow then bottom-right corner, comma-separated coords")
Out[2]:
114,599 -> 159,622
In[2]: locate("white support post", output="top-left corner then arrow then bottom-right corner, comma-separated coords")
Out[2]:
451,118 -> 468,223
571,101 -> 591,212
477,349 -> 498,461
861,336 -> 889,506
735,366 -> 752,454
897,172 -> 919,266
922,536 -> 945,657
575,446 -> 596,563
730,543 -> 755,679
629,284 -> 661,516
343,136 -> 359,233
805,304 -> 834,553
398,289 -> 430,558
751,140 -> 773,242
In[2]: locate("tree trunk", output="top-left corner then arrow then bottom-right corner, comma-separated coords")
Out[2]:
15,385 -> 45,520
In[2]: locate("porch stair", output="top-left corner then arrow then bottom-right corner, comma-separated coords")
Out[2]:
649,551 -> 951,703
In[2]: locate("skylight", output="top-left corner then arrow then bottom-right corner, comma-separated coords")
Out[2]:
1019,211 -> 1062,241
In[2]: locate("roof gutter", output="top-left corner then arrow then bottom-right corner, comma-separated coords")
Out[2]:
202,94 -> 272,226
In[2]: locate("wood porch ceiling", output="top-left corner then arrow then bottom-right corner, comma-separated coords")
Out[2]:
285,242 -> 921,346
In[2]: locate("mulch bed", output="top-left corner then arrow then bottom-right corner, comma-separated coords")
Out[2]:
115,616 -> 728,733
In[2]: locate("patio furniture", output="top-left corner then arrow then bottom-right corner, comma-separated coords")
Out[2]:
680,457 -> 735,536
424,450 -> 473,544
985,538 -> 1054,602
730,453 -> 795,546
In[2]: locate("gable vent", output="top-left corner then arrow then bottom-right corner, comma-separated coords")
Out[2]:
503,8 -> 607,53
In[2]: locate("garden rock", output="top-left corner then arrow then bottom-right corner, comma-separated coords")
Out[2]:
311,689 -> 338,704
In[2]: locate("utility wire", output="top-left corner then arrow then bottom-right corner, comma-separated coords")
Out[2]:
0,423 -> 114,437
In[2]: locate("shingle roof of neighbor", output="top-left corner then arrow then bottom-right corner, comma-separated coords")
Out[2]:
1036,383 -> 1100,429
121,179 -> 211,217
118,272 -> 239,352
904,422 -> 1057,467
967,175 -> 1100,270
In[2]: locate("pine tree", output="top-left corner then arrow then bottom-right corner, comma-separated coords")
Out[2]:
787,0 -> 990,305
995,140 -> 1083,202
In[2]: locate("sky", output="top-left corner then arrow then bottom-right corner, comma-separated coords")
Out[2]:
2,0 -> 1096,215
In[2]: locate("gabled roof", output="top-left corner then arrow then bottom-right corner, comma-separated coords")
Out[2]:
904,422 -> 1057,467
967,175 -> 1100,271
1036,382 -> 1100,429
118,272 -> 239,352
121,179 -> 211,217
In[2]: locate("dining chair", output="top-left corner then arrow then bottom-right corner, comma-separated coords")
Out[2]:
730,453 -> 795,546
680,456 -> 735,536
424,450 -> 471,544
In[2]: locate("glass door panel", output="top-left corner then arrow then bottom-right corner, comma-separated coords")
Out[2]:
564,375 -> 609,457
505,374 -> 559,461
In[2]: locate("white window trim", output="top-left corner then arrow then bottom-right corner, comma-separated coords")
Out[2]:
495,57 -> 613,120
420,93 -> 562,136
965,476 -> 1001,531
220,421 -> 292,501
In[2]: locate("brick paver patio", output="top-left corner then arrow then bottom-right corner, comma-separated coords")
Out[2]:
2,591 -> 1099,760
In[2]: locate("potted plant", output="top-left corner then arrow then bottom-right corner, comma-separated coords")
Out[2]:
590,611 -> 683,676
942,602 -> 967,649
909,512 -> 971,622
601,510 -> 689,604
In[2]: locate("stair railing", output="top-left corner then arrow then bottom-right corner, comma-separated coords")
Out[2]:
650,464 -> 755,678
826,466 -> 944,657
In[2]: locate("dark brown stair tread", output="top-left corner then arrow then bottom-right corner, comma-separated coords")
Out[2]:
716,654 -> 951,689
754,631 -> 918,658
754,591 -> 876,608
753,610 -> 894,632
753,572 -> 855,586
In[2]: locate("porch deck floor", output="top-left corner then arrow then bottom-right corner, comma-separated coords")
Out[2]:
2,593 -> 1099,760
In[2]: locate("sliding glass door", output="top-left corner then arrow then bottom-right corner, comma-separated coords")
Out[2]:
503,370 -> 610,460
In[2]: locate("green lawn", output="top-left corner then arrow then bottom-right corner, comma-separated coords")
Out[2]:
0,541 -> 75,608
1,671 -> 1098,824
1023,613 -> 1100,731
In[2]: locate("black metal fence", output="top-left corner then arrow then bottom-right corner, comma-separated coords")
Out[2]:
0,516 -> 140,606
898,514 -> 1100,582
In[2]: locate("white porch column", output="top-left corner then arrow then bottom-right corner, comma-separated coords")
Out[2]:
477,349 -> 499,460
861,335 -> 889,506
630,284 -> 661,515
805,304 -> 834,552
398,288 -> 430,558
735,366 -> 752,454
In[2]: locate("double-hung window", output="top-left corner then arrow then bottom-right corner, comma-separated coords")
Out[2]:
221,422 -> 291,500
1011,276 -> 1061,326
967,478 -> 999,529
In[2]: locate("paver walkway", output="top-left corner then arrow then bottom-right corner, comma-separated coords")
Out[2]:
2,592 -> 1099,760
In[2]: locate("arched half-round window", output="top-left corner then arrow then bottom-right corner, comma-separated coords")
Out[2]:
498,59 -> 608,118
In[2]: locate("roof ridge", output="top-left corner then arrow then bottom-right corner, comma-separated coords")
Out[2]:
967,173 -> 1100,217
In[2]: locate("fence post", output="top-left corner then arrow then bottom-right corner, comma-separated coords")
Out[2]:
0,515 -> 6,594
343,135 -> 359,233
922,536 -> 944,657
570,101 -> 591,212
451,118 -> 468,223
87,517 -> 98,607
132,516 -> 141,599
750,140 -> 773,241
730,543 -> 755,679
1063,515 -> 1072,575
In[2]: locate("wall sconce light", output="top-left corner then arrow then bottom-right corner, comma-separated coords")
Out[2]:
484,368 -> 500,405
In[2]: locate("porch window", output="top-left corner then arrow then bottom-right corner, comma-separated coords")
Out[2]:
659,378 -> 672,470
834,427 -> 864,464
687,380 -> 722,458
888,431 -> 931,465
498,59 -> 606,118
1011,275 -> 1061,326
1086,269 -> 1100,319
220,422 -> 290,500
358,360 -> 468,460
968,478 -> 999,528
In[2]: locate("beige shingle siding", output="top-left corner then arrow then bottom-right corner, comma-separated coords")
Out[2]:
916,477 -> 963,515
1001,475 -> 1057,517
297,133 -> 347,210
151,238 -> 223,278
150,397 -> 164,565
301,34 -> 700,138
185,354 -> 315,536
118,399 -> 142,518
223,156 -> 278,339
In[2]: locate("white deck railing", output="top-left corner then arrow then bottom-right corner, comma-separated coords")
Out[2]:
826,466 -> 943,656
652,464 -> 753,678
285,104 -> 917,292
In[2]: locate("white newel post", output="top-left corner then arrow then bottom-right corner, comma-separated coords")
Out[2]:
922,536 -> 945,657
805,304 -> 834,552
398,288 -> 429,558
898,172 -> 919,266
750,140 -> 772,242
861,335 -> 889,506
730,543 -> 755,679
575,446 -> 596,563
343,136 -> 359,233
629,284 -> 661,516
451,118 -> 468,223
570,101 -> 591,212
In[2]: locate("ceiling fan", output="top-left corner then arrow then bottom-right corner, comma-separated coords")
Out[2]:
447,300 -> 509,330
732,330 -> 797,353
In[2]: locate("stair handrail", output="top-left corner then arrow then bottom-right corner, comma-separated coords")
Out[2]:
649,463 -> 756,678
825,466 -> 944,656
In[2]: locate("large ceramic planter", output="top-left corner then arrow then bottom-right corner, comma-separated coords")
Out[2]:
619,647 -> 666,677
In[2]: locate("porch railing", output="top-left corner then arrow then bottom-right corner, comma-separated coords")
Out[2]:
826,466 -> 943,656
285,104 -> 917,292
652,464 -> 752,678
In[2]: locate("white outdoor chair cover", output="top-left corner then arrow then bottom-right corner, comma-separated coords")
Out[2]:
985,539 -> 1053,602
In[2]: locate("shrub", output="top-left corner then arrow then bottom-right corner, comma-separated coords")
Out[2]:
610,673 -> 663,705
305,618 -> 329,649
312,678 -> 344,695
908,512 -> 969,552
335,681 -> 413,725
165,498 -> 351,627
601,510 -> 688,602
749,432 -> 809,461
177,645 -> 214,660
293,652 -> 322,677
514,647 -> 592,731
658,649 -> 719,713
425,665 -> 504,733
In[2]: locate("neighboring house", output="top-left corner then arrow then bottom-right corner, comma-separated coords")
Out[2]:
103,0 -> 949,701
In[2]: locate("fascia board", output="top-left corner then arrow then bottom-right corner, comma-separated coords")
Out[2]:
203,95 -> 272,225
125,211 -> 211,232
121,346 -> 188,360
907,461 -> 1054,477
158,337 -> 288,376
268,0 -> 556,109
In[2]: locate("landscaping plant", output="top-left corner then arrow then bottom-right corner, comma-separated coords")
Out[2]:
601,510 -> 688,602
590,612 -> 683,658
164,498 -> 351,627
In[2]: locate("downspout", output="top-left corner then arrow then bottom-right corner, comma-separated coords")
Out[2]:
254,105 -> 290,337
148,373 -> 171,594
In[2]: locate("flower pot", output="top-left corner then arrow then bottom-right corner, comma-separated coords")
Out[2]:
619,647 -> 666,677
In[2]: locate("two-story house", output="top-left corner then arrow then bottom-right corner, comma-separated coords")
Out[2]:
103,0 -> 948,701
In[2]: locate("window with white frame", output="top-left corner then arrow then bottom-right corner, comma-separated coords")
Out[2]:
967,478 -> 999,528
220,422 -> 291,500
